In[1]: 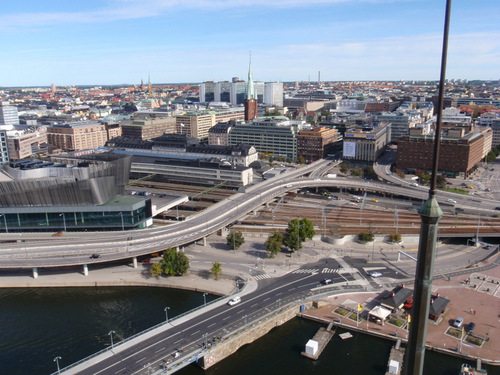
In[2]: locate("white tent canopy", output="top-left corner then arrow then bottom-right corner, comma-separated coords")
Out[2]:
369,305 -> 392,320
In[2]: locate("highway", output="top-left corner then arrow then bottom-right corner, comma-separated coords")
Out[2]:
62,259 -> 360,375
0,158 -> 499,269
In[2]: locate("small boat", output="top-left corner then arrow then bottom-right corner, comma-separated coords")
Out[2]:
460,363 -> 474,375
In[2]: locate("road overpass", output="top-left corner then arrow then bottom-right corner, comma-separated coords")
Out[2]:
0,158 -> 498,273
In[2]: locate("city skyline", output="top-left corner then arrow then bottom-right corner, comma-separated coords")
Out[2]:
1,0 -> 499,87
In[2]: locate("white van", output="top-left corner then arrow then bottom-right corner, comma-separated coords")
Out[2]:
227,296 -> 241,306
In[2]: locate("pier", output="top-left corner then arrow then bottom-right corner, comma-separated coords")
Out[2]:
385,339 -> 405,375
301,321 -> 335,360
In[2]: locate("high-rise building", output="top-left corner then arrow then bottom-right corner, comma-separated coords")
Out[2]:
264,82 -> 284,107
0,129 -> 9,165
297,127 -> 341,162
0,102 -> 20,126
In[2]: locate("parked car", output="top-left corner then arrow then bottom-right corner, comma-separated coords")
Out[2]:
227,296 -> 241,306
465,322 -> 475,332
320,278 -> 333,285
453,317 -> 464,328
369,271 -> 382,278
370,198 -> 379,203
52,232 -> 63,237
89,254 -> 101,259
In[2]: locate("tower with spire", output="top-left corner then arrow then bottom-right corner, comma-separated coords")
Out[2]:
244,53 -> 258,121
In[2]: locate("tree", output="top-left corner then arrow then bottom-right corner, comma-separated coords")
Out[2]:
150,262 -> 163,277
389,233 -> 402,243
211,261 -> 222,280
363,166 -> 375,179
351,167 -> 364,177
265,232 -> 284,258
161,247 -> 190,276
284,218 -> 315,252
296,154 -> 305,164
359,232 -> 374,242
340,163 -> 350,173
436,175 -> 447,189
226,231 -> 245,251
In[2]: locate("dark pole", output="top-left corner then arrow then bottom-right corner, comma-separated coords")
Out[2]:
403,1 -> 451,374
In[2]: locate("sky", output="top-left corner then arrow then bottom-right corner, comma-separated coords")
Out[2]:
0,0 -> 499,87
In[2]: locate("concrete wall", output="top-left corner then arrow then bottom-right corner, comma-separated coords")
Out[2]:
198,303 -> 310,369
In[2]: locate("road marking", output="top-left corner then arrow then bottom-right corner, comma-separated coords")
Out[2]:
115,368 -> 127,374
136,356 -> 147,363
223,315 -> 231,320
174,339 -> 183,344
208,323 -> 216,328
263,297 -> 270,301
250,303 -> 258,308
191,330 -> 200,336
155,347 -> 165,353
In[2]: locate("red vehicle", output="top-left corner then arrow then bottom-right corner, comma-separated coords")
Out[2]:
404,296 -> 414,310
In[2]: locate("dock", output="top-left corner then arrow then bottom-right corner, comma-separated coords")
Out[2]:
301,321 -> 335,360
385,339 -> 405,375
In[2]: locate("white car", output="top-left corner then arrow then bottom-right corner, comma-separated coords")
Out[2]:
447,199 -> 457,204
227,296 -> 241,306
369,271 -> 382,278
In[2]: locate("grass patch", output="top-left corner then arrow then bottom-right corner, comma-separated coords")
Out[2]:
465,335 -> 485,346
446,327 -> 463,339
388,317 -> 406,327
444,188 -> 469,194
334,307 -> 349,316
347,312 -> 363,322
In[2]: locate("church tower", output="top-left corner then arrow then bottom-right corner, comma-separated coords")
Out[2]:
244,53 -> 258,121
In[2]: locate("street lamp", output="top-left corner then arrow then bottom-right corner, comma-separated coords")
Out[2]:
59,213 -> 66,232
54,356 -> 62,375
203,292 -> 208,307
165,306 -> 170,323
108,330 -> 115,349
0,214 -> 7,233
118,212 -> 124,231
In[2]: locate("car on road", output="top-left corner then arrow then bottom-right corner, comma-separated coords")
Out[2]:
370,198 -> 379,203
447,199 -> 457,204
227,296 -> 241,306
89,254 -> 101,259
52,232 -> 63,237
410,183 -> 419,187
320,278 -> 333,285
453,317 -> 464,328
369,271 -> 382,278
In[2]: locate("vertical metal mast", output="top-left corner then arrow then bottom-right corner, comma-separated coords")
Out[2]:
403,1 -> 452,374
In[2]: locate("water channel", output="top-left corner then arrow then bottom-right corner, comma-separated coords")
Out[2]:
0,287 -> 497,375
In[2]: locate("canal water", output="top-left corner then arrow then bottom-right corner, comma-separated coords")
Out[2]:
0,287 -> 497,375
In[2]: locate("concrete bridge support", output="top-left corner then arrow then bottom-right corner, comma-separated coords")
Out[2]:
83,264 -> 88,276
132,257 -> 138,268
32,267 -> 38,279
202,237 -> 207,246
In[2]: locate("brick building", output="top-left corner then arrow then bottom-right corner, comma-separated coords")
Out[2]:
297,126 -> 341,162
397,126 -> 492,177
121,118 -> 175,140
47,121 -> 108,151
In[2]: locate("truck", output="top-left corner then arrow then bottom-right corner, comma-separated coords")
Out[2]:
326,173 -> 337,178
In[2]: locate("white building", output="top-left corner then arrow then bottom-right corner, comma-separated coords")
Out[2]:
264,82 -> 284,107
0,102 -> 20,125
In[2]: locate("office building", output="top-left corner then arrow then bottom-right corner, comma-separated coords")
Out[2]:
47,121 -> 108,151
121,117 -> 175,140
228,118 -> 306,159
297,127 -> 341,162
264,82 -> 284,107
0,153 -> 152,232
208,122 -> 233,146
0,129 -> 9,165
7,126 -> 48,160
397,126 -> 492,177
374,112 -> 421,143
0,102 -> 20,126
342,122 -> 391,163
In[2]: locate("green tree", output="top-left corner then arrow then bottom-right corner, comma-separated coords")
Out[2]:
417,170 -> 431,185
161,247 -> 190,276
265,231 -> 284,258
389,233 -> 402,243
394,168 -> 406,179
363,166 -> 375,179
436,175 -> 447,189
211,261 -> 222,280
486,150 -> 497,163
296,154 -> 305,164
150,262 -> 163,277
284,218 -> 315,252
359,232 -> 374,242
351,167 -> 364,177
340,163 -> 350,173
226,231 -> 245,251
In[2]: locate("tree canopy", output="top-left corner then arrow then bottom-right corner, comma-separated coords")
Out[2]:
226,230 -> 245,250
265,231 -> 284,258
284,218 -> 315,252
150,247 -> 190,277
211,261 -> 222,280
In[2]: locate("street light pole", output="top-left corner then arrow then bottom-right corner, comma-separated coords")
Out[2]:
119,212 -> 124,231
59,213 -> 66,232
54,356 -> 62,375
165,306 -> 170,323
108,330 -> 115,349
203,292 -> 208,307
0,214 -> 7,233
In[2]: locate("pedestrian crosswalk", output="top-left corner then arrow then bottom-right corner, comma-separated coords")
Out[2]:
254,273 -> 272,280
292,268 -> 340,274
